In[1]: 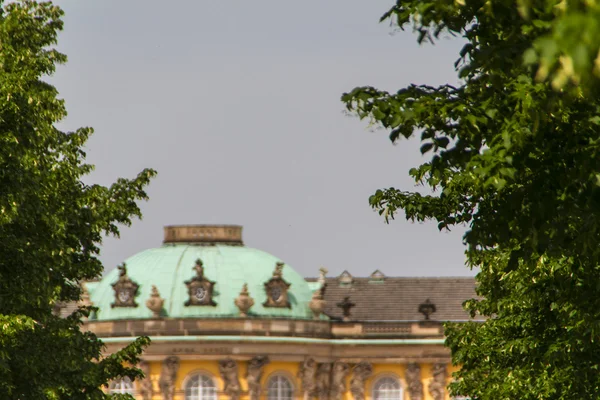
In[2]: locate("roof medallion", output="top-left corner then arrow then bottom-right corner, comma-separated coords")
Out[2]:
111,263 -> 139,308
263,261 -> 291,308
184,259 -> 217,306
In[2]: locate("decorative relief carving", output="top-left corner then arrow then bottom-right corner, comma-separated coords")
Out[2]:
350,361 -> 372,400
405,363 -> 424,400
247,356 -> 270,400
146,285 -> 165,318
111,263 -> 139,308
330,361 -> 350,400
298,357 -> 317,397
138,360 -> 154,400
158,356 -> 180,400
184,259 -> 217,307
316,363 -> 332,400
428,363 -> 447,400
263,262 -> 291,308
234,283 -> 255,317
219,358 -> 241,400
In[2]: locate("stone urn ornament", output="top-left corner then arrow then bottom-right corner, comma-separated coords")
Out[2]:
234,283 -> 254,317
146,285 -> 164,318
309,287 -> 326,319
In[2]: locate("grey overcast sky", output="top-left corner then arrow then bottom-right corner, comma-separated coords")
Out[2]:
50,0 -> 474,278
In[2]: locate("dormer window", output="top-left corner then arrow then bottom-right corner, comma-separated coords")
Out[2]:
184,259 -> 217,306
111,263 -> 139,308
263,262 -> 291,308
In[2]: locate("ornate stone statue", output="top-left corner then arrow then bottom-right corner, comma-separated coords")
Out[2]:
405,363 -> 424,400
146,285 -> 165,318
330,361 -> 350,400
247,356 -> 270,400
234,283 -> 255,317
184,259 -> 217,306
315,363 -> 332,400
428,363 -> 447,400
111,263 -> 139,308
219,358 -> 241,400
298,357 -> 317,398
263,261 -> 291,308
158,356 -> 180,400
350,361 -> 372,400
138,360 -> 154,400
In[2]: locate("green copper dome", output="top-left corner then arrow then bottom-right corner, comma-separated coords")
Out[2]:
88,225 -> 317,321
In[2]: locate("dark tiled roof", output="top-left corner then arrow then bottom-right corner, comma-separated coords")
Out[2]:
307,276 -> 479,322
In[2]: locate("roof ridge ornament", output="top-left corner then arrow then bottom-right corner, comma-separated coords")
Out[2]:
318,267 -> 328,288
418,298 -> 437,320
184,259 -> 217,307
111,263 -> 139,308
336,296 -> 355,321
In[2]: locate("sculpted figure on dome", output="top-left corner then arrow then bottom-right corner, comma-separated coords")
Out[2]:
330,361 -> 350,400
350,361 -> 372,400
184,259 -> 217,307
405,363 -> 424,400
298,357 -> 318,397
219,358 -> 241,400
263,261 -> 291,308
428,363 -> 447,400
158,356 -> 180,400
315,363 -> 332,400
111,262 -> 139,308
138,360 -> 154,400
247,356 -> 270,400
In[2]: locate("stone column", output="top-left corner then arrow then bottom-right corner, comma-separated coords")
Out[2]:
349,362 -> 372,400
219,358 -> 242,400
138,360 -> 154,400
428,363 -> 447,400
316,363 -> 332,400
247,356 -> 270,400
329,361 -> 350,400
158,356 -> 180,400
298,357 -> 317,400
405,363 -> 423,400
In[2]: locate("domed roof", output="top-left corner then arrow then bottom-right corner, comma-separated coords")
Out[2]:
88,225 -> 317,321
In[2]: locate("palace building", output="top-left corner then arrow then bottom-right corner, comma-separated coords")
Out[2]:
71,225 -> 477,400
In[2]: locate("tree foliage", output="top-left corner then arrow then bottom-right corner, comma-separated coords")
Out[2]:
343,0 -> 600,398
0,1 -> 154,398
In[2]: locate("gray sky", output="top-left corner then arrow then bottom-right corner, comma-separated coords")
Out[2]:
51,0 -> 474,278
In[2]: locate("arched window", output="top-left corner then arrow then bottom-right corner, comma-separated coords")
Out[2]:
185,373 -> 217,400
109,376 -> 135,394
267,375 -> 293,400
373,376 -> 403,400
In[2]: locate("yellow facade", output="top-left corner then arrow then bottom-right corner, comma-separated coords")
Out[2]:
118,359 -> 456,400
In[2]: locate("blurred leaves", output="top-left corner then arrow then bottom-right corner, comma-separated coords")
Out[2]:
0,1 -> 154,399
344,0 -> 600,398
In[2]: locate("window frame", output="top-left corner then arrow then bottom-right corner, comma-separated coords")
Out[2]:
265,373 -> 295,400
371,375 -> 403,400
108,376 -> 135,395
182,371 -> 218,400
